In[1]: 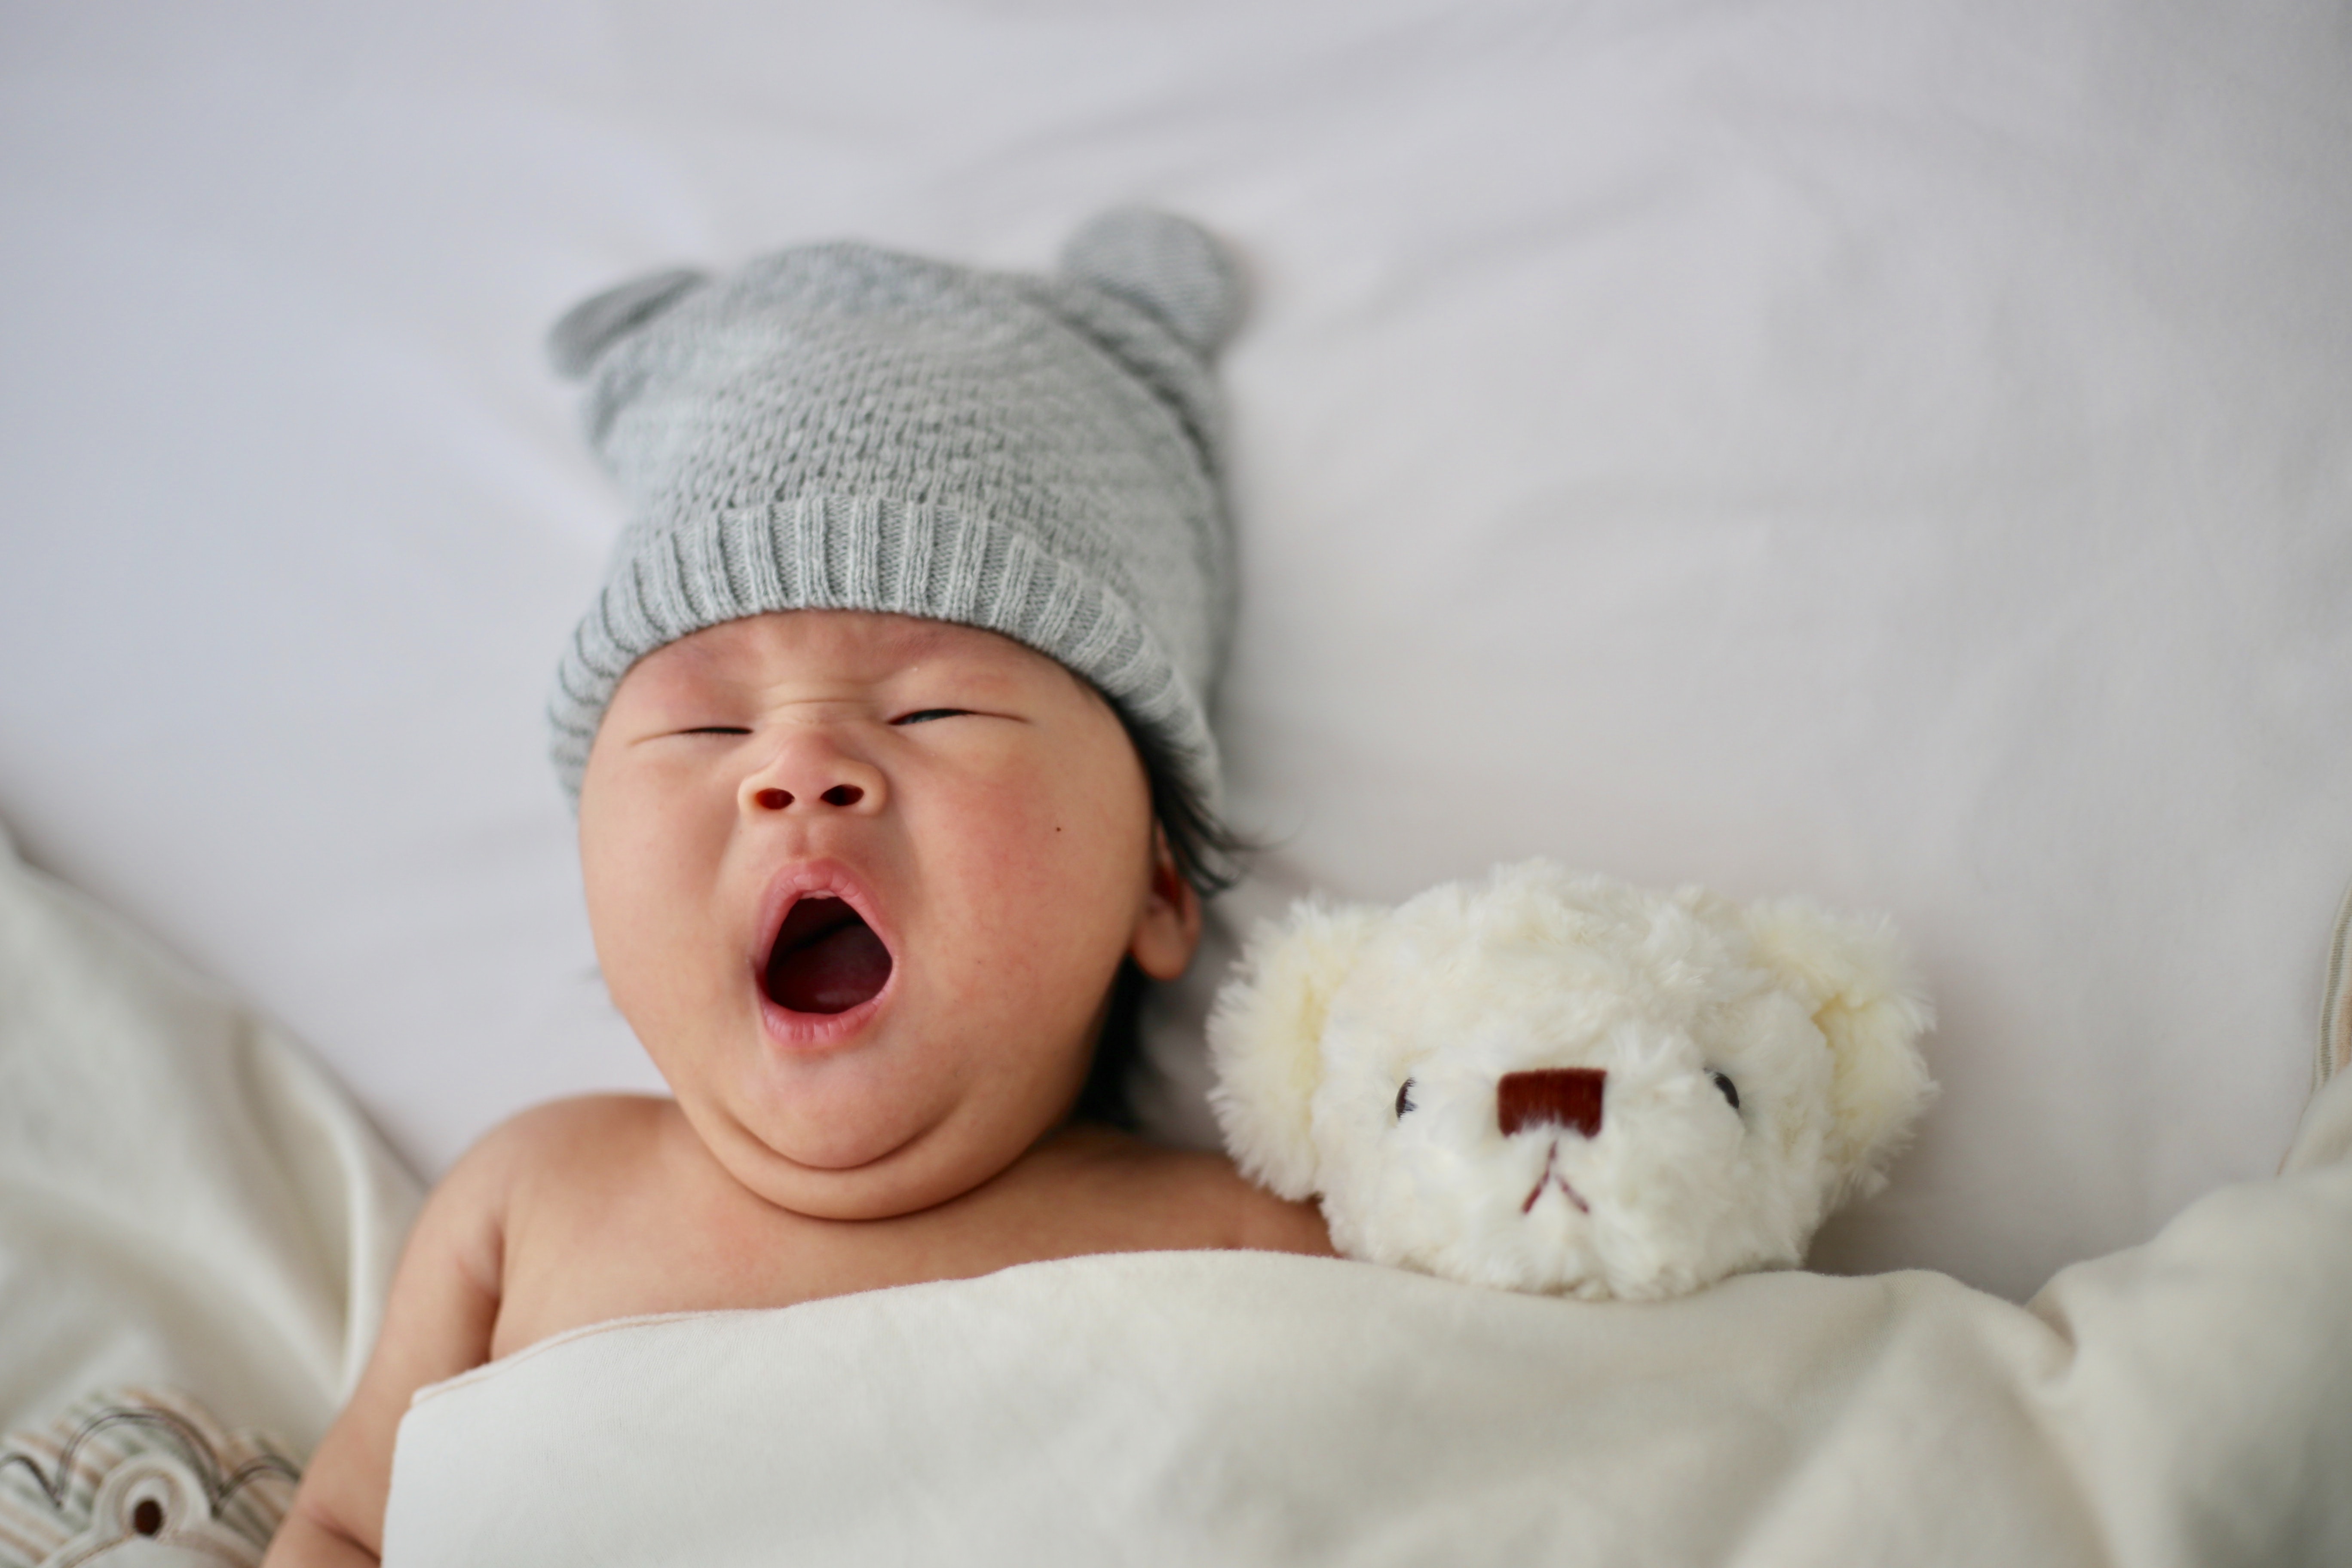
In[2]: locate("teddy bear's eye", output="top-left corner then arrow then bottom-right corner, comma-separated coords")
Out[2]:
1395,1078 -> 1417,1118
1711,1071 -> 1740,1111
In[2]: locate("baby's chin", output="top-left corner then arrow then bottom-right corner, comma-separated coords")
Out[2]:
703,1095 -> 1052,1221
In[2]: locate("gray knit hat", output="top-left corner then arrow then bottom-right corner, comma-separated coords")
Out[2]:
546,208 -> 1243,806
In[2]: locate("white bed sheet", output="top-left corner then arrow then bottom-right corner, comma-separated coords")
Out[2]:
1,0 -> 2347,1303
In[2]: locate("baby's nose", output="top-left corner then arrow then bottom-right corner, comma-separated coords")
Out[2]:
751,783 -> 868,810
742,742 -> 887,816
1497,1068 -> 1605,1138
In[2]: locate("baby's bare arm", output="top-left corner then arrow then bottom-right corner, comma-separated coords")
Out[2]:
263,1128 -> 514,1566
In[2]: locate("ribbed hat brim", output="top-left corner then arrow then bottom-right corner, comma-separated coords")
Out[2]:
549,495 -> 1219,805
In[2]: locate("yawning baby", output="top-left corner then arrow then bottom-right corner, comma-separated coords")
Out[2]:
263,210 -> 1331,1567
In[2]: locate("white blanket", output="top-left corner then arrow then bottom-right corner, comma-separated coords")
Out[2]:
0,819 -> 419,1452
386,1075 -> 2352,1567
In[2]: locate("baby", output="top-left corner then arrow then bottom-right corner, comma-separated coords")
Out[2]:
266,211 -> 1331,1564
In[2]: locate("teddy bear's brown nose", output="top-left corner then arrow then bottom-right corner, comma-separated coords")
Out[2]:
1498,1069 -> 1605,1138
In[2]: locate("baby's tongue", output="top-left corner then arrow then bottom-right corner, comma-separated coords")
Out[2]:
765,899 -> 893,1014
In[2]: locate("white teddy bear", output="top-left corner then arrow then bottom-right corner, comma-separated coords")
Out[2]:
1208,861 -> 1936,1301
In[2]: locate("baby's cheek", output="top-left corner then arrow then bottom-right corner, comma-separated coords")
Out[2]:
941,769 -> 1148,929
582,826 -> 732,1035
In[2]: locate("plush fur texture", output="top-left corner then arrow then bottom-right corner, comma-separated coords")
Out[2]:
1208,862 -> 1936,1300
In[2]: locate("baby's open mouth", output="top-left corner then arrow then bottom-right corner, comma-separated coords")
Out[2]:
763,896 -> 893,1014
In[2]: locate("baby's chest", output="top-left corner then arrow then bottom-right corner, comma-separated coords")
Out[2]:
487,1178 -> 1062,1357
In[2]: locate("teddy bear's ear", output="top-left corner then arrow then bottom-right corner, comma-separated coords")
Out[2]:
1741,898 -> 1937,1208
1206,897 -> 1386,1200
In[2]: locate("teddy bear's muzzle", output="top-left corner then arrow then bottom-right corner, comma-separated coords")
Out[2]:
1497,1069 -> 1605,1139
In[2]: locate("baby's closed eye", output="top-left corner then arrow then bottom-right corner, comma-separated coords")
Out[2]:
891,708 -> 973,725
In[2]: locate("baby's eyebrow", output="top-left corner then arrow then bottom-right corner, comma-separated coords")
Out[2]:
880,636 -> 1004,675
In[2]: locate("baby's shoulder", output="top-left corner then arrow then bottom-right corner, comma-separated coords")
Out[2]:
482,1091 -> 672,1153
462,1093 -> 677,1204
463,1095 -> 712,1354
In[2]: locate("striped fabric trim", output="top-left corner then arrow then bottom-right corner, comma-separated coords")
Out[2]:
0,1386 -> 296,1565
2322,878 -> 2352,1092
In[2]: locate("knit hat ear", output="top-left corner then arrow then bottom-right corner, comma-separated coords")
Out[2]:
545,267 -> 708,380
1059,208 -> 1244,357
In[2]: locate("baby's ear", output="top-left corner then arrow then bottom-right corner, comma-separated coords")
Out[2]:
1741,898 -> 1938,1207
1207,897 -> 1385,1200
546,266 -> 709,379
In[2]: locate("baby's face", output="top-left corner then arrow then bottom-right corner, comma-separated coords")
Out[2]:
578,610 -> 1197,1220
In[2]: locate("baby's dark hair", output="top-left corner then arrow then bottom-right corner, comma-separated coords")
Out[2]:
1069,705 -> 1249,1129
